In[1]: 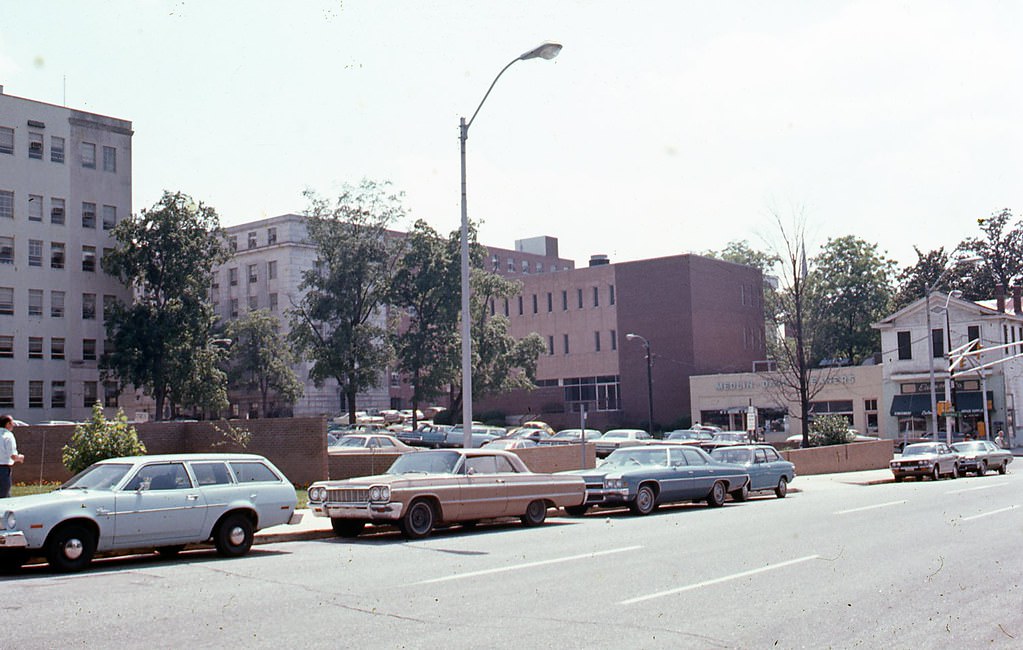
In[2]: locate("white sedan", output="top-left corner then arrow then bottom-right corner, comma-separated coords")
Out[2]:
0,453 -> 300,572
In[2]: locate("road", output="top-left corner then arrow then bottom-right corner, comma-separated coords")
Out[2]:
4,470 -> 1020,648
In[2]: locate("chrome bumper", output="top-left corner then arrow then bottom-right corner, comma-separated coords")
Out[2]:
0,530 -> 28,548
583,487 -> 630,506
309,501 -> 404,521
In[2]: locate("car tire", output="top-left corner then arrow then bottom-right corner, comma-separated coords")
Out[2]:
730,483 -> 750,502
330,519 -> 365,538
520,500 -> 548,526
775,477 -> 789,498
706,481 -> 727,508
997,462 -> 1007,475
400,499 -> 436,540
950,463 -> 959,479
893,474 -> 904,483
977,462 -> 986,476
155,545 -> 185,557
214,513 -> 254,557
931,466 -> 941,481
46,523 -> 96,573
630,485 -> 658,515
564,505 -> 589,517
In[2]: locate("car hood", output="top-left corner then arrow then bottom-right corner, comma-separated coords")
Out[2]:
0,489 -> 107,511
892,454 -> 942,463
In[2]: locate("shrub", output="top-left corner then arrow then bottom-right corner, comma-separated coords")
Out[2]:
808,414 -> 854,447
62,403 -> 147,474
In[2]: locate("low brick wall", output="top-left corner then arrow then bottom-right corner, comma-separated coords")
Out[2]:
779,439 -> 894,475
9,417 -> 328,487
512,443 -> 596,473
328,452 -> 404,480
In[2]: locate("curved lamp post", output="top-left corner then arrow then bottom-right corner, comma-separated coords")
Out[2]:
626,333 -> 654,436
459,42 -> 562,449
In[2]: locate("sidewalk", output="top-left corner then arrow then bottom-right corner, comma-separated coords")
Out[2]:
255,509 -> 335,545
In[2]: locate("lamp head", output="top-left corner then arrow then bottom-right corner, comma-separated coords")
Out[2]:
626,333 -> 638,341
949,290 -> 963,299
520,42 -> 562,61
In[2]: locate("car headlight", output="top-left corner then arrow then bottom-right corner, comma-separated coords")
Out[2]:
2,510 -> 14,530
368,485 -> 390,502
308,486 -> 325,502
604,478 -> 625,489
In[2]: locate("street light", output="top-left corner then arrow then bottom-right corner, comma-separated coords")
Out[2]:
626,333 -> 654,436
932,290 -> 963,445
458,42 -> 562,449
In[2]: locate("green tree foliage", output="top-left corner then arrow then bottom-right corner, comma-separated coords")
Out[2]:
893,246 -> 952,310
955,208 -> 1022,300
226,310 -> 303,418
62,404 -> 146,474
288,180 -> 404,424
807,414 -> 854,447
389,220 -> 461,427
101,191 -> 230,420
806,236 -> 895,365
704,239 -> 780,274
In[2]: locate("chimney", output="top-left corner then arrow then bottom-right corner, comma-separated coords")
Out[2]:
996,284 -> 1006,312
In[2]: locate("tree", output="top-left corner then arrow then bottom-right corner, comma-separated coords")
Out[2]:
389,220 -> 461,428
956,208 -> 1023,300
704,239 -> 780,274
806,236 -> 895,365
288,180 -> 405,424
807,413 -> 855,447
62,404 -> 146,474
893,246 -> 953,310
101,191 -> 229,420
226,310 -> 303,418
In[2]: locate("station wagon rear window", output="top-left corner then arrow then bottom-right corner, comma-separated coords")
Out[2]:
230,462 -> 280,483
191,462 -> 233,485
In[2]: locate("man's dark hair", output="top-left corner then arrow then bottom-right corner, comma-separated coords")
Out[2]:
0,415 -> 13,428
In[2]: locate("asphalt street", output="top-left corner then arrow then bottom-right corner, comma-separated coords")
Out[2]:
3,469 -> 1020,649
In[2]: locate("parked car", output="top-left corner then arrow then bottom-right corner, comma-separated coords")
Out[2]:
710,445 -> 796,498
951,440 -> 1012,476
395,424 -> 451,449
0,453 -> 301,573
482,438 -> 538,450
439,428 -> 503,449
700,431 -> 752,452
562,445 -> 750,516
511,421 -> 556,436
541,429 -> 604,446
328,434 -> 416,454
890,442 -> 960,481
306,449 -> 586,539
595,429 -> 653,458
662,429 -> 714,445
503,428 -> 552,443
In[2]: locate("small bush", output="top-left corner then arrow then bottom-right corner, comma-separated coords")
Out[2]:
808,414 -> 854,447
62,403 -> 147,474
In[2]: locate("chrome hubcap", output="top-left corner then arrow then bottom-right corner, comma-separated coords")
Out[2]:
228,526 -> 246,546
64,538 -> 83,561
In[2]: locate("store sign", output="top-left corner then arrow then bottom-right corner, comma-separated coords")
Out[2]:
714,375 -> 856,391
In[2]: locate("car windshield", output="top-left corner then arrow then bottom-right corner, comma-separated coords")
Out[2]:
712,449 -> 753,464
952,442 -> 986,453
603,448 -> 670,467
62,463 -> 133,490
903,444 -> 940,456
603,431 -> 632,439
388,451 -> 461,474
668,430 -> 710,441
335,437 -> 368,448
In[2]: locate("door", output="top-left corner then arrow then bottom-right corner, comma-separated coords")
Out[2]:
460,455 -> 509,519
113,462 -> 209,548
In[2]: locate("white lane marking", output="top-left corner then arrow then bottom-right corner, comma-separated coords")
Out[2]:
834,500 -> 906,515
412,545 -> 644,585
620,555 -> 820,605
962,505 -> 1020,521
946,482 -> 1008,495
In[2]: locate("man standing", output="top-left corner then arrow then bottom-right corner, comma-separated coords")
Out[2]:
995,430 -> 1006,449
1,414 -> 26,498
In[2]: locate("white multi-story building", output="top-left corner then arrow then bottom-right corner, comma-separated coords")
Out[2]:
875,290 -> 1023,447
0,86 -> 133,421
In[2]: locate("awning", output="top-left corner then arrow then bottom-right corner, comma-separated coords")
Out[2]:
954,391 -> 993,415
890,394 -> 933,416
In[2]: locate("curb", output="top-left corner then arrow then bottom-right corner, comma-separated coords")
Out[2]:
254,529 -> 335,545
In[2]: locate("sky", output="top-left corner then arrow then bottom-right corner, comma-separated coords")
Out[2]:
1,0 -> 1020,270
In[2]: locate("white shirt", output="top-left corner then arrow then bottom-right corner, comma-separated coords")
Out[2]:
1,428 -> 17,466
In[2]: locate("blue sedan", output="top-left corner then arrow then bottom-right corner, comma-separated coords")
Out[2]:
710,445 -> 796,498
562,445 -> 750,516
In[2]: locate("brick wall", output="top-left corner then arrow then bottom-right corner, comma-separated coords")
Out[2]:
779,439 -> 894,475
9,417 -> 328,487
328,452 -> 404,480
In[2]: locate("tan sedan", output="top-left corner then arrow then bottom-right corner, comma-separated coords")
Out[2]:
307,449 -> 586,539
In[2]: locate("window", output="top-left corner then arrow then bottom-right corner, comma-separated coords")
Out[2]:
230,298 -> 239,318
563,334 -> 570,355
521,260 -> 529,273
29,337 -> 43,359
517,296 -> 523,315
51,242 -> 65,269
547,335 -> 555,355
82,246 -> 97,272
267,260 -> 277,280
968,325 -> 981,344
0,127 -> 13,154
247,295 -> 258,310
610,284 -> 616,305
51,136 -> 65,163
229,461 -> 280,483
28,289 -> 43,317
532,294 -> 538,314
0,236 -> 12,264
247,231 -> 257,249
577,288 -> 583,309
102,146 -> 116,172
83,339 -> 97,361
897,331 -> 912,360
83,381 -> 98,407
28,240 -> 42,267
0,336 -> 12,357
28,381 -> 44,408
547,292 -> 553,312
192,462 -> 232,486
561,290 -> 568,310
51,337 -> 65,360
503,298 -> 509,317
269,293 -> 278,312
51,291 -> 65,318
489,300 -> 495,316
536,261 -> 543,273
0,287 -> 13,315
0,381 -> 13,408
51,198 -> 65,224
82,202 -> 96,228
610,329 -> 617,351
595,331 -> 601,352
228,236 -> 237,252
563,375 -> 622,412
51,381 -> 66,408
81,142 -> 96,168
28,132 -> 43,159
82,293 -> 97,320
491,254 -> 499,271
229,267 -> 238,286
102,205 -> 116,230
28,195 -> 43,221
267,227 -> 277,245
0,190 -> 13,219
104,381 -> 119,407
931,328 -> 944,358
247,264 -> 257,283
103,295 -> 116,320
507,257 -> 514,272
593,286 -> 599,307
